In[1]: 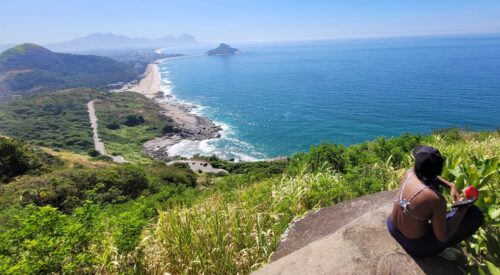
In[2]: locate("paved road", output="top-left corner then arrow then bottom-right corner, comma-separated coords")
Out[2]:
87,101 -> 126,163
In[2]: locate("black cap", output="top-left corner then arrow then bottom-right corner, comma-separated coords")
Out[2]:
413,146 -> 444,181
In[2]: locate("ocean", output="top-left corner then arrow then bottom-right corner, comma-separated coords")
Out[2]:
158,34 -> 500,161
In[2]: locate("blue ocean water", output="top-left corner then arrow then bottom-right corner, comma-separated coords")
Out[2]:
159,35 -> 500,160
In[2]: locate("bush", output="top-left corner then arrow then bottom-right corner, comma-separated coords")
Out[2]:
123,114 -> 145,127
113,202 -> 155,253
88,149 -> 100,157
20,164 -> 149,212
0,204 -> 98,274
0,137 -> 41,182
158,167 -> 197,187
105,121 -> 120,130
162,124 -> 175,134
288,143 -> 345,174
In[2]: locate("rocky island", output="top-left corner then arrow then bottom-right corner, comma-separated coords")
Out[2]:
206,43 -> 239,56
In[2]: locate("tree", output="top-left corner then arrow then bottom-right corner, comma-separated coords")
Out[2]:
0,137 -> 40,182
123,115 -> 145,127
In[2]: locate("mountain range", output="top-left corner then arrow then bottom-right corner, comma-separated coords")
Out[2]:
0,43 -> 137,97
44,33 -> 198,52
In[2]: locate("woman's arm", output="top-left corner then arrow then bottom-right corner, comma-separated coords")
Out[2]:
436,176 -> 460,202
431,199 -> 470,242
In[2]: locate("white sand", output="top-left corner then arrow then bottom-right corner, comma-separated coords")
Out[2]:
126,63 -> 163,98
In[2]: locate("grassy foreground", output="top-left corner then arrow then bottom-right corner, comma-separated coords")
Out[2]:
0,130 -> 498,274
137,130 -> 500,274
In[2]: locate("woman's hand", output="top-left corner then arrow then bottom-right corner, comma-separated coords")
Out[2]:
450,185 -> 461,202
437,176 -> 461,202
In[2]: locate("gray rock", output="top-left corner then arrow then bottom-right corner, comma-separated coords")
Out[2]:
272,191 -> 397,261
254,192 -> 465,275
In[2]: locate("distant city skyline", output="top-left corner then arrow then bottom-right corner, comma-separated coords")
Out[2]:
2,0 -> 500,45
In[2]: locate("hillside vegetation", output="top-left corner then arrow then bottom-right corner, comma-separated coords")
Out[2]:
0,130 -> 497,274
0,44 -> 137,97
94,91 -> 175,164
0,89 -> 173,159
0,89 -> 97,153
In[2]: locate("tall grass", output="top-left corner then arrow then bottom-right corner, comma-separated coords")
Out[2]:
133,170 -> 345,274
429,132 -> 500,271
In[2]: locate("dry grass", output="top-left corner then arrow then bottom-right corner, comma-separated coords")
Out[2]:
42,147 -> 111,169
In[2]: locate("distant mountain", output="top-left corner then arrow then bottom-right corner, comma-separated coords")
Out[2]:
46,33 -> 198,52
207,43 -> 240,56
0,43 -> 138,97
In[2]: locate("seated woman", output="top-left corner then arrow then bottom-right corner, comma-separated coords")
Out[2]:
387,146 -> 483,258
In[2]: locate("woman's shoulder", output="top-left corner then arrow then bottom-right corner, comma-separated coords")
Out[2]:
420,186 -> 445,204
402,168 -> 414,179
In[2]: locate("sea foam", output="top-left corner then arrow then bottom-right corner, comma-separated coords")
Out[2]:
158,60 -> 266,161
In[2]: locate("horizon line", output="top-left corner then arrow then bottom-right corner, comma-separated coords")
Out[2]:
1,30 -> 499,48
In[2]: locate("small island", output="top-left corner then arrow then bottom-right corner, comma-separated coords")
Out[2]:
206,43 -> 239,56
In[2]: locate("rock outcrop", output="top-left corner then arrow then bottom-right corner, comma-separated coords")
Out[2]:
206,43 -> 239,56
254,191 -> 466,275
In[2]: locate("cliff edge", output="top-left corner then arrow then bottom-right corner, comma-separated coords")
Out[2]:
254,191 -> 466,275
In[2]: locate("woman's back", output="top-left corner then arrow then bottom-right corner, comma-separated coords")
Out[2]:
391,170 -> 442,239
387,146 -> 483,258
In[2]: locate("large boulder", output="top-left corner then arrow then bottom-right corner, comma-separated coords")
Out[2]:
254,192 -> 465,275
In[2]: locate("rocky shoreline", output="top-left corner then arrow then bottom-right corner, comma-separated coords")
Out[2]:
122,58 -> 222,161
143,102 -> 222,160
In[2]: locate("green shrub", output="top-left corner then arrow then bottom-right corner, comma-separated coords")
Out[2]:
105,121 -> 121,130
0,137 -> 41,182
88,149 -> 100,157
20,164 -> 149,212
123,114 -> 145,127
0,204 -> 98,274
162,124 -> 175,134
158,166 -> 197,187
113,202 -> 155,253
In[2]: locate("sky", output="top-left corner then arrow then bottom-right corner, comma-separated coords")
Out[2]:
1,0 -> 500,44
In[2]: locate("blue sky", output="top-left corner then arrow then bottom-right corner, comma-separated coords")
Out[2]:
1,0 -> 500,44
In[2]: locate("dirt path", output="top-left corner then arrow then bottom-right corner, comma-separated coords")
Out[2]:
166,160 -> 228,174
87,101 -> 126,163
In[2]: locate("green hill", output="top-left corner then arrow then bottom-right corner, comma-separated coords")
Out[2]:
0,43 -> 138,97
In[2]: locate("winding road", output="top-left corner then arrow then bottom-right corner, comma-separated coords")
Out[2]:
87,100 -> 126,163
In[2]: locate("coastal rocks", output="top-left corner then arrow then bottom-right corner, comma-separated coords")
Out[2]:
143,108 -> 222,160
254,192 -> 466,275
207,43 -> 239,56
143,134 -> 183,160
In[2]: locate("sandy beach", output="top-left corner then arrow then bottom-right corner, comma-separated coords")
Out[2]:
124,59 -> 221,160
124,59 -> 165,98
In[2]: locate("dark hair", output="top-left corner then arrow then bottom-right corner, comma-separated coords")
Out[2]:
413,146 -> 444,182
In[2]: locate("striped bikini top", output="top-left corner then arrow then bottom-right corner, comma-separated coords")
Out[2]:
395,170 -> 432,224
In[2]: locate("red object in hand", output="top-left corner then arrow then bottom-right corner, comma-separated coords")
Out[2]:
464,186 -> 479,199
